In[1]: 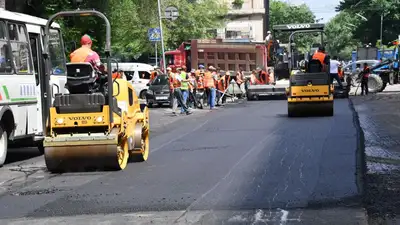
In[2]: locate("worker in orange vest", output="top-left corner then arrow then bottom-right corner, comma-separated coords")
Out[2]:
204,66 -> 217,110
250,70 -> 261,85
310,46 -> 329,71
168,67 -> 192,115
257,67 -> 269,84
70,34 -> 105,73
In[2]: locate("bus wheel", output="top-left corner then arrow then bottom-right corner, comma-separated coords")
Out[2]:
0,125 -> 8,167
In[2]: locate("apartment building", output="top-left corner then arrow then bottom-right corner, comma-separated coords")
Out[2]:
217,0 -> 265,42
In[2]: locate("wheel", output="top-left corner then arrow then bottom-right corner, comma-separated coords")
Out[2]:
129,122 -> 150,162
139,90 -> 147,99
116,139 -> 129,170
0,125 -> 7,167
287,103 -> 296,117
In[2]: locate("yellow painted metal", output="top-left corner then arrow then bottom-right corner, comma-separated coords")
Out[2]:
49,106 -> 110,128
44,78 -> 150,172
290,85 -> 329,97
287,96 -> 333,102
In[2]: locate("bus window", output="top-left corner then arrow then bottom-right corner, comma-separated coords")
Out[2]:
0,21 -> 12,73
48,29 -> 66,75
8,23 -> 32,74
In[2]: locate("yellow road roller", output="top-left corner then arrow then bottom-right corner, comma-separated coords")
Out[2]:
286,65 -> 334,117
272,23 -> 334,117
41,10 -> 149,172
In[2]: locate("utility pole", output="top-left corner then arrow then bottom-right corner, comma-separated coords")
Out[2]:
263,0 -> 269,40
157,0 -> 167,72
380,12 -> 383,53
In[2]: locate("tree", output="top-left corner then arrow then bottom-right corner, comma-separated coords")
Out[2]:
325,11 -> 361,59
269,0 -> 316,52
336,0 -> 400,46
162,0 -> 228,49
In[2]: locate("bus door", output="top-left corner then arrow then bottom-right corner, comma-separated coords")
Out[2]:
29,32 -> 44,134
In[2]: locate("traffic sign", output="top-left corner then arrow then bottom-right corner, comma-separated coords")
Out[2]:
148,28 -> 161,42
164,6 -> 179,21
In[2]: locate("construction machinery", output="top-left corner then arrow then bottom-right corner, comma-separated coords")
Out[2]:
284,23 -> 334,117
41,9 -> 150,172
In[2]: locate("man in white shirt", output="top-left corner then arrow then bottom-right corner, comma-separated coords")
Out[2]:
330,56 -> 343,89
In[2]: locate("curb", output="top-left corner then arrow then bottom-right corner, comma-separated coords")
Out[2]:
348,97 -> 367,199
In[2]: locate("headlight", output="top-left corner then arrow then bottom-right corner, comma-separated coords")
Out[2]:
56,118 -> 64,124
95,116 -> 104,123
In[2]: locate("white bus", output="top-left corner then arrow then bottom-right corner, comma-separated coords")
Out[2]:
0,8 -> 67,166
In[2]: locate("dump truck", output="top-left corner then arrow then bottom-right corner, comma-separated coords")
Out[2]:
162,39 -> 268,76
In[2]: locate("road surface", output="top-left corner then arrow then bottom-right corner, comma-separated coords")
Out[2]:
0,100 -> 367,224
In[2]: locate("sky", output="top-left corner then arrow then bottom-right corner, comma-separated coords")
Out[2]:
280,0 -> 341,23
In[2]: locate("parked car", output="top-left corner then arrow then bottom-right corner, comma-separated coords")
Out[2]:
145,74 -> 171,107
111,62 -> 154,99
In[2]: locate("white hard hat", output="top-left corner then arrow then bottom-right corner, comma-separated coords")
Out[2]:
267,31 -> 272,34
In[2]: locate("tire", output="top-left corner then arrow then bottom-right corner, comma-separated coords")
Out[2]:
367,74 -> 383,93
139,90 -> 147,99
0,125 -> 8,167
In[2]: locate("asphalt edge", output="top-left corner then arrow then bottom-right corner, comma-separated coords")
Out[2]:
347,97 -> 368,216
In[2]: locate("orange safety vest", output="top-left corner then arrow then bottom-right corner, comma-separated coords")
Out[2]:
150,71 -> 157,82
197,76 -> 204,89
259,71 -> 269,84
70,47 -> 92,63
204,72 -> 215,88
112,72 -> 121,79
217,76 -> 225,91
169,73 -> 181,89
312,51 -> 327,65
224,75 -> 230,89
250,74 -> 261,85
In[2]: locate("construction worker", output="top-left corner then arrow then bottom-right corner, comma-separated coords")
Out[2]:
204,66 -> 217,110
179,66 -> 190,113
330,56 -> 344,89
188,70 -> 198,108
310,46 -> 329,71
216,71 -> 225,106
250,70 -> 261,85
221,71 -> 231,105
70,34 -> 105,73
257,67 -> 269,84
360,62 -> 370,95
236,67 -> 246,99
168,67 -> 192,115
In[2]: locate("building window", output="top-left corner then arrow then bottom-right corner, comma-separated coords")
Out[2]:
7,23 -> 32,74
0,21 -> 12,73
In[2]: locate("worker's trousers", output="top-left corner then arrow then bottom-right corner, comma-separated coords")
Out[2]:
180,89 -> 189,112
172,88 -> 189,113
330,73 -> 343,88
206,87 -> 216,109
361,77 -> 368,95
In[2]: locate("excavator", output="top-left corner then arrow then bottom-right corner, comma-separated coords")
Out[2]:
283,23 -> 334,117
41,9 -> 150,172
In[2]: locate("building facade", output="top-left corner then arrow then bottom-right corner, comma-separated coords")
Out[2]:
217,0 -> 265,42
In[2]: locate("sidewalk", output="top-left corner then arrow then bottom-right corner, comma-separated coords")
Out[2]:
350,85 -> 400,224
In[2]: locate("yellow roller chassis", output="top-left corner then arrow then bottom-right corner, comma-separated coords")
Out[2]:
44,79 -> 150,173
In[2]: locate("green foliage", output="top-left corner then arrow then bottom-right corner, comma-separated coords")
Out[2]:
162,0 -> 228,49
269,0 -> 316,53
325,11 -> 361,59
336,0 -> 400,46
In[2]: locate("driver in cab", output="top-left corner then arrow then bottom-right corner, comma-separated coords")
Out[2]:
310,46 -> 329,71
70,34 -> 106,73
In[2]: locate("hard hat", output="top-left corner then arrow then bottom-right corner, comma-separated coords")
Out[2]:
199,64 -> 205,69
81,34 -> 92,45
267,31 -> 272,34
208,66 -> 216,70
167,67 -> 172,71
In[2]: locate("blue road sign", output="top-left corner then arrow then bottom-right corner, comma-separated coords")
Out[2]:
148,28 -> 161,42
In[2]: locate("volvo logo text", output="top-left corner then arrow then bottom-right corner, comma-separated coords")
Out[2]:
286,24 -> 311,29
69,116 -> 92,120
301,89 -> 319,92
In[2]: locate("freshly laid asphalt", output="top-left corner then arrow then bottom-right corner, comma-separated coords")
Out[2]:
0,99 -> 367,224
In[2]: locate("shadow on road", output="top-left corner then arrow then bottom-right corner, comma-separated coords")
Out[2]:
5,147 -> 42,165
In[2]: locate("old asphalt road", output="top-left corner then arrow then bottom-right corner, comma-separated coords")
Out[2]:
0,100 -> 367,225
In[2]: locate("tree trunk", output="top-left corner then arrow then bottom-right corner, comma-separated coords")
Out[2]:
0,0 -> 5,9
